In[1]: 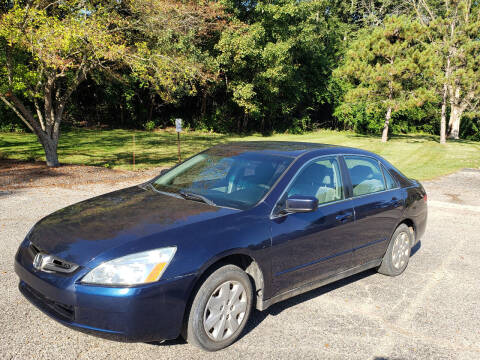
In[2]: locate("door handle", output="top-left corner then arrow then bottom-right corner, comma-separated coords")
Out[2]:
336,212 -> 353,222
391,197 -> 401,208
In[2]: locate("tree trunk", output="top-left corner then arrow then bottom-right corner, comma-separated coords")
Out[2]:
440,82 -> 448,144
201,92 -> 207,117
148,99 -> 153,123
447,104 -> 462,139
3,47 -> 87,167
242,113 -> 249,132
42,138 -> 60,167
381,106 -> 392,143
440,53 -> 451,144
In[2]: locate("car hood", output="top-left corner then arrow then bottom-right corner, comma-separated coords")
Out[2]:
28,185 -> 239,265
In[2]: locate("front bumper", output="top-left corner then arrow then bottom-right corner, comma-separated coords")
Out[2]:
15,258 -> 196,342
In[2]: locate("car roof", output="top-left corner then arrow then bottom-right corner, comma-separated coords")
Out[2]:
207,141 -> 374,158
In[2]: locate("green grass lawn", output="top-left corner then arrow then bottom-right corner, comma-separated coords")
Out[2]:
1,128 -> 479,180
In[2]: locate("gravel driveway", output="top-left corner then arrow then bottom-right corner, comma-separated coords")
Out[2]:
1,169 -> 479,359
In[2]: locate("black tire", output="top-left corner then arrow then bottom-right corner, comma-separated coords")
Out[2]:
378,224 -> 413,276
183,264 -> 253,351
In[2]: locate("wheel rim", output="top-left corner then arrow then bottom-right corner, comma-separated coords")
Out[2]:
203,280 -> 247,341
391,231 -> 410,270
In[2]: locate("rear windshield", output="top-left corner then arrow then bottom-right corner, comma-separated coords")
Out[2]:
152,151 -> 293,210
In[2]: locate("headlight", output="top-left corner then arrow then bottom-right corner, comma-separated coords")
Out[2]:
81,247 -> 176,286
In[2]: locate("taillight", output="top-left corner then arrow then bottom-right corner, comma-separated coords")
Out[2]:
423,194 -> 427,202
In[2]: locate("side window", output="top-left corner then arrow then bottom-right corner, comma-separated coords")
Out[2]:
288,157 -> 343,205
344,156 -> 386,196
382,165 -> 398,190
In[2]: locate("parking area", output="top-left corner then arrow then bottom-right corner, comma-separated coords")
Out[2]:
1,169 -> 479,359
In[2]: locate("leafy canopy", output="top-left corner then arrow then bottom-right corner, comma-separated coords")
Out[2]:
216,0 -> 344,131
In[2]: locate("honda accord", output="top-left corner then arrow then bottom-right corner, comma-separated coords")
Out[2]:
15,142 -> 427,351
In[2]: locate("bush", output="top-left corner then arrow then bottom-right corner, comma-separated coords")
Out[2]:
334,103 -> 384,134
0,123 -> 27,133
287,115 -> 311,134
144,120 -> 156,131
461,117 -> 480,141
333,101 -> 443,136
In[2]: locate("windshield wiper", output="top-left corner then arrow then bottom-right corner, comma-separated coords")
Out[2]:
142,184 -> 216,206
178,190 -> 216,206
141,183 -> 184,199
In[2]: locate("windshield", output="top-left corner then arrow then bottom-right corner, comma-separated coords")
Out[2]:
152,150 -> 293,210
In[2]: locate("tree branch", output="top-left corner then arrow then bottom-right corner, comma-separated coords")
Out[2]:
33,97 -> 46,131
0,95 -> 35,132
20,0 -> 34,31
55,62 -> 87,120
44,74 -> 55,137
5,44 -> 14,86
409,0 -> 427,26
420,0 -> 436,21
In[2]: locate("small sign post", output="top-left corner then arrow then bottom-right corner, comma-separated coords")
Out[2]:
132,132 -> 135,171
175,118 -> 182,162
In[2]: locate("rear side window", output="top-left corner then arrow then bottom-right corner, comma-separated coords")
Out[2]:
382,165 -> 398,190
344,156 -> 386,196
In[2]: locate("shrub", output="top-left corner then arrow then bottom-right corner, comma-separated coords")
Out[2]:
144,121 -> 156,131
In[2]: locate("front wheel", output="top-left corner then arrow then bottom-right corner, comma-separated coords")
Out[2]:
184,264 -> 253,351
378,224 -> 412,276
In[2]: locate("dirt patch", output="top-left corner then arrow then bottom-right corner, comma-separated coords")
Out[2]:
0,159 -> 161,190
444,193 -> 464,204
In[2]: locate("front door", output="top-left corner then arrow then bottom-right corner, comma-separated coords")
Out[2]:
269,156 -> 355,296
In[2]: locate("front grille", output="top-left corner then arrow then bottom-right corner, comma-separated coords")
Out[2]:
20,282 -> 75,322
28,242 -> 79,274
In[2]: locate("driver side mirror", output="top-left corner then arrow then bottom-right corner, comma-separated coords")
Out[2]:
284,195 -> 318,213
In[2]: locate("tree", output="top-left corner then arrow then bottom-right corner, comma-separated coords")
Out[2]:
216,0 -> 343,133
124,0 -> 225,104
0,0 -> 224,166
334,15 -> 435,142
445,2 -> 480,139
409,0 -> 480,140
0,1 -> 129,166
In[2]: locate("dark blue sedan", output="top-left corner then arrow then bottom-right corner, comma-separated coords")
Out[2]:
15,142 -> 427,351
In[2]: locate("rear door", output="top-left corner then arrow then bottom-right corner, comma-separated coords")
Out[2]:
269,156 -> 355,296
343,155 -> 404,267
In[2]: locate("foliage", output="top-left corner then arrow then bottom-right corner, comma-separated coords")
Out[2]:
0,0 -> 479,156
144,120 -> 156,131
0,0 -> 130,165
334,15 -> 437,141
410,0 -> 480,139
0,0 -> 227,166
215,0 -> 344,133
124,0 -> 226,103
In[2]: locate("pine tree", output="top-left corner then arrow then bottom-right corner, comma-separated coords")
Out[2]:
335,16 -> 435,142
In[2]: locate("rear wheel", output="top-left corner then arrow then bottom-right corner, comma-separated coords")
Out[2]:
378,224 -> 412,276
184,264 -> 253,351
